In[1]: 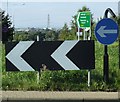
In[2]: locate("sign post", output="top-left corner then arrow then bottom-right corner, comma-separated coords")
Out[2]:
77,11 -> 91,87
95,8 -> 118,83
77,27 -> 80,40
37,35 -> 40,84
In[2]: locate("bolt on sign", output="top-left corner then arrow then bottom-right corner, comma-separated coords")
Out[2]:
77,12 -> 91,28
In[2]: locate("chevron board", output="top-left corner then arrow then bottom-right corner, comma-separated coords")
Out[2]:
5,40 -> 95,71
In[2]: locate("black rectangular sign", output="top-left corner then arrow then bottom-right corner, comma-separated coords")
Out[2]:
5,40 -> 95,71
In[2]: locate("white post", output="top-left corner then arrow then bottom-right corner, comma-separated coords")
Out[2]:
83,28 -> 91,87
78,27 -> 80,40
37,35 -> 39,41
37,35 -> 40,84
88,28 -> 91,87
88,28 -> 91,40
83,28 -> 86,40
88,70 -> 90,87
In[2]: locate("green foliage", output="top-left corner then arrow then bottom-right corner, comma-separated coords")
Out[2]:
39,70 -> 88,91
13,32 -> 29,41
1,11 -> 14,43
2,71 -> 38,90
13,29 -> 59,41
59,23 -> 76,40
1,41 -> 120,91
45,29 -> 57,41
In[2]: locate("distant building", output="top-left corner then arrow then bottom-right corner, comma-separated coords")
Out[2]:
15,28 -> 29,32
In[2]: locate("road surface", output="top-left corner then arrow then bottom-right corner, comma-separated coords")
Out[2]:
1,91 -> 120,102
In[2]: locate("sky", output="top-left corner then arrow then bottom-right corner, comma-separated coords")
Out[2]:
1,1 -> 120,28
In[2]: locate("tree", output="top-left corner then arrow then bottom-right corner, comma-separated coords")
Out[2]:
13,32 -> 29,41
116,16 -> 120,40
1,11 -> 14,43
59,23 -> 75,40
44,29 -> 59,41
114,16 -> 120,28
110,15 -> 120,40
59,23 -> 69,40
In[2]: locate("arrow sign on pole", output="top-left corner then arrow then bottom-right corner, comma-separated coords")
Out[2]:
95,18 -> 119,45
5,41 -> 95,71
97,26 -> 117,37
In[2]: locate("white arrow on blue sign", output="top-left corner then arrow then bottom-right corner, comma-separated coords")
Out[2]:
95,18 -> 119,45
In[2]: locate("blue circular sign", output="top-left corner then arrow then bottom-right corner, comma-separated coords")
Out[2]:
95,18 -> 119,45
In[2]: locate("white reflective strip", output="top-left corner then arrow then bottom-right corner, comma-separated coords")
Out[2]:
6,41 -> 35,71
51,40 -> 80,70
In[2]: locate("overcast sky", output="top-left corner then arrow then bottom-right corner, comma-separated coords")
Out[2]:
2,2 -> 119,28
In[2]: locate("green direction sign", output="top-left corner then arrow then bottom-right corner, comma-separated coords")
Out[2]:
77,12 -> 91,28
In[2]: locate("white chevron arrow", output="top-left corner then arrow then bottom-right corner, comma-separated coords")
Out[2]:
6,41 -> 35,71
51,40 -> 80,70
97,26 -> 117,37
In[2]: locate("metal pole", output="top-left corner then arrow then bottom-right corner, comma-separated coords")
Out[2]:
88,70 -> 90,87
83,27 -> 91,87
37,35 -> 39,41
103,8 -> 116,83
88,28 -> 91,40
78,27 -> 80,40
37,35 -> 40,84
87,21 -> 91,87
83,28 -> 86,40
87,12 -> 92,86
104,45 -> 109,82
